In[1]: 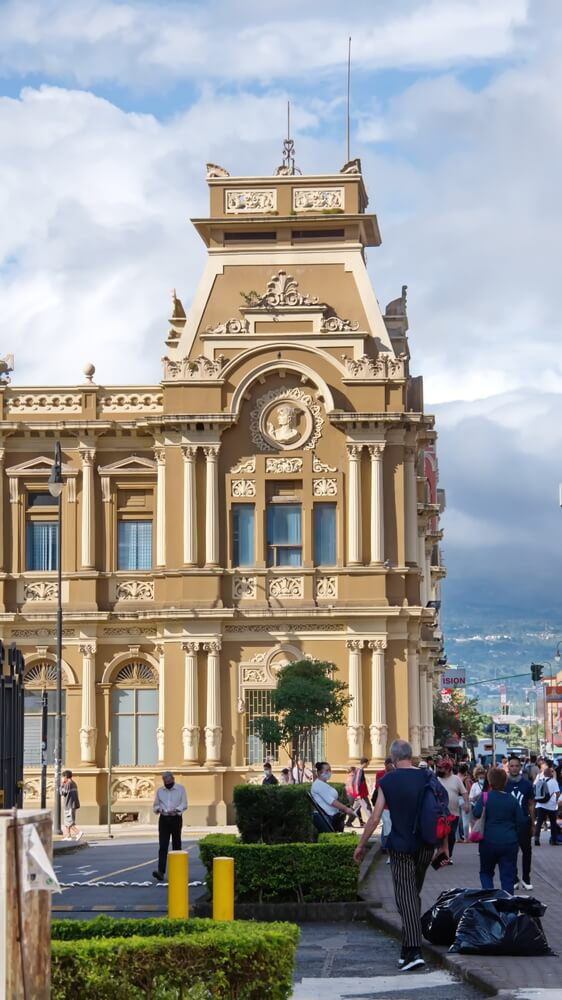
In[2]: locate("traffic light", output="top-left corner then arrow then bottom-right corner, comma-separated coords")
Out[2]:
530,663 -> 544,682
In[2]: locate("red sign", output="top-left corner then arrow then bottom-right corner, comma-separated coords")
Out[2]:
546,686 -> 562,703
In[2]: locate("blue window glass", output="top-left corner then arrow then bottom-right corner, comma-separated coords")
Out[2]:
26,521 -> 58,571
232,504 -> 255,566
267,504 -> 302,567
118,520 -> 152,570
314,503 -> 336,566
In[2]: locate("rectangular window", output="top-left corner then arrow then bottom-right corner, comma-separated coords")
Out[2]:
111,687 -> 158,766
232,504 -> 255,566
23,690 -> 66,766
26,521 -> 59,571
117,520 -> 152,570
267,503 -> 302,567
314,503 -> 337,566
245,689 -> 279,765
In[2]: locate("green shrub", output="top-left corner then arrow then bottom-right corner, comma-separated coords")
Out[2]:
199,832 -> 358,903
51,917 -> 298,1000
233,782 -> 347,844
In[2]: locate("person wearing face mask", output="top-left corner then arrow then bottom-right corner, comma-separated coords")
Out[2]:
505,755 -> 534,889
436,757 -> 468,862
262,762 -> 279,785
152,771 -> 188,882
311,761 -> 356,832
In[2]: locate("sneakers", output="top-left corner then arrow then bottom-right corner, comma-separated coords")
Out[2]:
520,881 -> 533,890
73,831 -> 84,842
400,948 -> 425,972
152,870 -> 164,882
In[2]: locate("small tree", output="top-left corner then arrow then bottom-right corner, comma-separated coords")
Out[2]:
252,659 -> 350,780
433,690 -> 492,752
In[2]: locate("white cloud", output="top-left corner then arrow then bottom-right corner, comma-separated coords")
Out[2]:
0,0 -> 529,87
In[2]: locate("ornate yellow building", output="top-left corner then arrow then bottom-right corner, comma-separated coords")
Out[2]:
5,156 -> 445,823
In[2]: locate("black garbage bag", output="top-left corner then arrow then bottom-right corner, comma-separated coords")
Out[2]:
421,888 -> 510,946
450,898 -> 554,955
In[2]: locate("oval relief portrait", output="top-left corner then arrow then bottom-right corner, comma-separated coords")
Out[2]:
260,399 -> 313,451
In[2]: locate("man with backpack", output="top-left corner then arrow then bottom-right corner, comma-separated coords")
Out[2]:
354,739 -> 449,973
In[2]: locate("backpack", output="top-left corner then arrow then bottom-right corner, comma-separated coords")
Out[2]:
534,778 -> 550,804
413,770 -> 452,846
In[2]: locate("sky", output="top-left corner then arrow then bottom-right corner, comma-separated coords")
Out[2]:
1,0 -> 561,632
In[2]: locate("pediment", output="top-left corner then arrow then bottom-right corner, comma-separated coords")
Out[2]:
6,456 -> 77,477
97,455 -> 157,476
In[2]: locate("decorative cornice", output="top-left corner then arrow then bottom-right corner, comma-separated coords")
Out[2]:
161,355 -> 226,382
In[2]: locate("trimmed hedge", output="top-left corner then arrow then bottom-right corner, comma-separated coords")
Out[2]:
199,833 -> 358,903
234,781 -> 347,844
51,916 -> 299,1000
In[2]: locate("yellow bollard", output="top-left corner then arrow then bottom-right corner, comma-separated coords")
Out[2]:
168,850 -> 189,919
212,856 -> 234,921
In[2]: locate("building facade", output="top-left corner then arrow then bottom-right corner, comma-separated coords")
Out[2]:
4,157 -> 445,823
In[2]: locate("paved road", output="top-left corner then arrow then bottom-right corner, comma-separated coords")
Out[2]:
52,838 -> 207,917
292,921 -> 483,999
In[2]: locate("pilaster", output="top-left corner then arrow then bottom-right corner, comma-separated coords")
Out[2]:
204,639 -> 222,763
346,638 -> 364,759
182,641 -> 200,762
79,642 -> 97,764
368,638 -> 387,759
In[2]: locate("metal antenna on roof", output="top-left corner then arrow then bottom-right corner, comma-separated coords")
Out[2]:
346,36 -> 352,162
281,100 -> 295,175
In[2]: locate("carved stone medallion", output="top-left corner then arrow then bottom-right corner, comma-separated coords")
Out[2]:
250,387 -> 323,452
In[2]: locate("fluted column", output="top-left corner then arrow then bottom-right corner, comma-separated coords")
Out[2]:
80,447 -> 95,569
9,476 -> 19,574
368,638 -> 387,759
0,448 -> 5,571
404,446 -> 418,564
155,644 -> 165,762
368,444 -> 385,564
347,445 -> 363,565
427,673 -> 435,747
182,641 -> 200,762
419,666 -> 429,750
204,446 -> 220,567
79,642 -> 97,763
346,639 -> 364,759
417,530 -> 427,606
155,448 -> 166,567
204,639 -> 222,764
408,644 -> 421,757
182,446 -> 197,566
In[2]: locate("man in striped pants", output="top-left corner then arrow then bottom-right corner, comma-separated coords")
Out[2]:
355,739 -> 444,971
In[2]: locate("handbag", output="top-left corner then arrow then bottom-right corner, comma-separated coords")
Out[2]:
469,791 -> 488,843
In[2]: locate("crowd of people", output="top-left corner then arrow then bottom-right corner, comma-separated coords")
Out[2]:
309,745 -> 561,973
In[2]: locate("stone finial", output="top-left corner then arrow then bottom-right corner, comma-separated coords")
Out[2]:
385,285 -> 408,317
83,362 -> 96,383
206,163 -> 230,178
171,289 -> 186,320
340,158 -> 362,175
0,353 -> 14,384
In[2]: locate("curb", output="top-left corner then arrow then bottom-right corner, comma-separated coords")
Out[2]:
53,840 -> 90,856
192,899 -> 376,922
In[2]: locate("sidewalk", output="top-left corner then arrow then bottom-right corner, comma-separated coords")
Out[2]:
361,836 -> 561,998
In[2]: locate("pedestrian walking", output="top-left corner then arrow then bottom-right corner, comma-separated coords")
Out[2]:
505,755 -> 535,889
353,757 -> 373,819
534,766 -> 560,845
292,759 -> 314,783
61,770 -> 83,841
344,766 -> 363,828
354,739 -> 448,973
311,761 -> 356,832
472,766 -> 528,894
457,764 -> 473,842
152,771 -> 188,882
280,768 -> 291,784
436,757 -> 468,861
262,762 -> 279,785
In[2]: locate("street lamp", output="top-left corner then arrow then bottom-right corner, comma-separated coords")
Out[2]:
48,442 -> 63,835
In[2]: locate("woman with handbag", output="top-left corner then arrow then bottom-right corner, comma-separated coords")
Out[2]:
472,766 -> 528,894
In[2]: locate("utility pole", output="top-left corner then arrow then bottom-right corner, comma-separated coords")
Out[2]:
492,719 -> 496,765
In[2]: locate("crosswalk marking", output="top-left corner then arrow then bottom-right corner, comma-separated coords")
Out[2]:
512,992 -> 562,999
291,970 -> 456,999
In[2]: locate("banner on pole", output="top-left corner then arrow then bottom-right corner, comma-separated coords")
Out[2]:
546,686 -> 562,703
439,670 -> 466,688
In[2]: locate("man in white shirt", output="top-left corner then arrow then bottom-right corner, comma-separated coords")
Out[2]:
534,766 -> 560,845
152,771 -> 188,881
311,761 -> 356,832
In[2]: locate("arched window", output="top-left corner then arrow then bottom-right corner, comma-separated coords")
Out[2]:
111,661 -> 158,766
23,662 -> 66,767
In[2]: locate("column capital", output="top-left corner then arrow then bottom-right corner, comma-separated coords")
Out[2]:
404,446 -> 417,462
182,641 -> 200,654
153,643 -> 165,658
203,445 -> 220,460
204,639 -> 222,654
154,446 -> 166,465
368,638 -> 387,652
367,443 -> 385,460
182,445 -> 198,461
79,642 -> 97,656
346,443 -> 363,459
346,638 -> 364,652
79,447 -> 96,465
